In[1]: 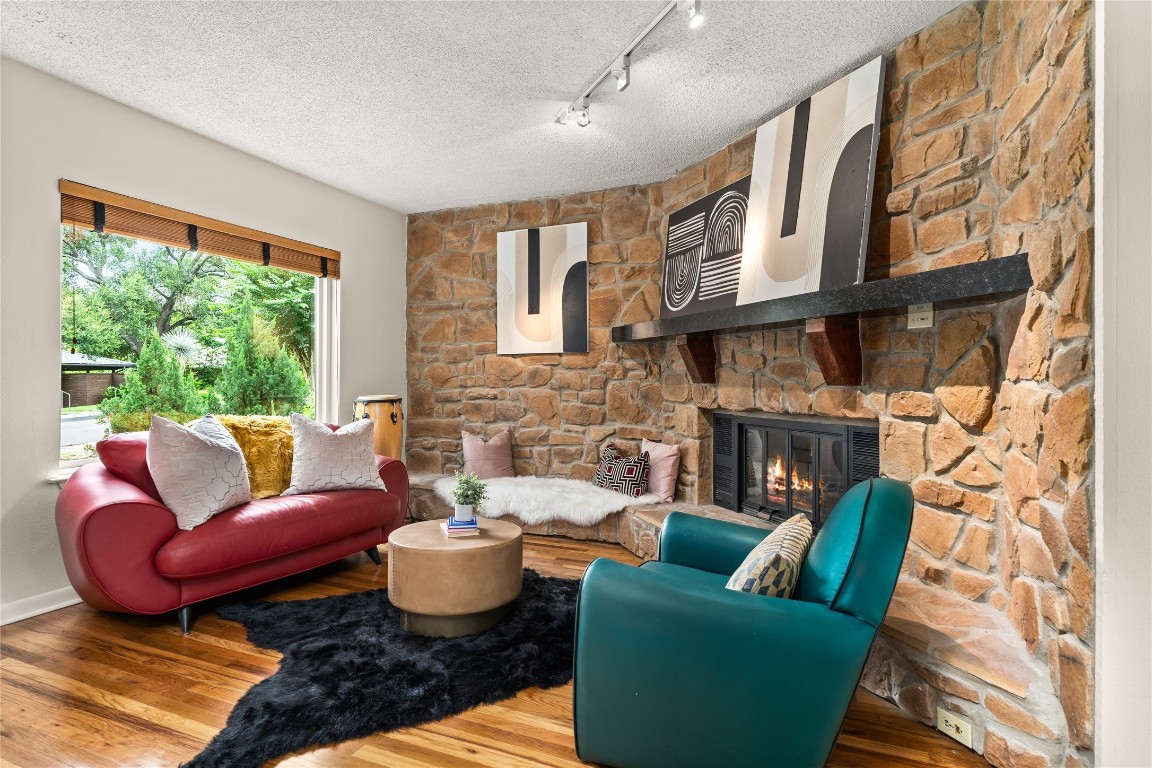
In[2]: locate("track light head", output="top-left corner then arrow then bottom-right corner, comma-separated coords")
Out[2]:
575,97 -> 591,127
615,54 -> 631,92
557,97 -> 591,127
688,0 -> 703,28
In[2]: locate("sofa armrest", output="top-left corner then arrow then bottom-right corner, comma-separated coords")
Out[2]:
376,456 -> 409,508
574,558 -> 875,768
55,463 -> 181,614
658,511 -> 770,575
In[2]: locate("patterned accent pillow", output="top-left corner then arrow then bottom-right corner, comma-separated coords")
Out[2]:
592,443 -> 624,487
283,413 -> 388,495
594,446 -> 651,498
726,514 -> 814,598
146,414 -> 252,531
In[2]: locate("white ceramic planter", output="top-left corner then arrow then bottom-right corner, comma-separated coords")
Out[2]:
453,504 -> 475,523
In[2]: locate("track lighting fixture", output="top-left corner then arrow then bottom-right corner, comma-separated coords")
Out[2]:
614,55 -> 631,92
554,1 -> 701,126
555,98 -> 591,127
688,0 -> 704,29
576,102 -> 591,127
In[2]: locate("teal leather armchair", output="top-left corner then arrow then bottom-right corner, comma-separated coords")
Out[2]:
573,478 -> 913,768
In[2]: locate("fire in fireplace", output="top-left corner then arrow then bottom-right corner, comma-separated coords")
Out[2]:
712,412 -> 879,529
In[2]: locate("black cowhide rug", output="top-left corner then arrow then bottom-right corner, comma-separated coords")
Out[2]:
183,569 -> 580,768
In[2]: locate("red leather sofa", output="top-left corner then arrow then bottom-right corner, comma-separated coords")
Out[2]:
55,431 -> 408,633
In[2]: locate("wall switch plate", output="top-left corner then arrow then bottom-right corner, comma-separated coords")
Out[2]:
908,302 -> 934,329
936,707 -> 974,749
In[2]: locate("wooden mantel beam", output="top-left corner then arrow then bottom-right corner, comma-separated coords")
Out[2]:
805,315 -> 862,386
676,332 -> 717,384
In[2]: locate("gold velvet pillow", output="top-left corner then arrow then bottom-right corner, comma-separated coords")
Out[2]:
213,415 -> 295,499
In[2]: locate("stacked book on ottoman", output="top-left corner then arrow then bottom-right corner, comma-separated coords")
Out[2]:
441,517 -> 479,537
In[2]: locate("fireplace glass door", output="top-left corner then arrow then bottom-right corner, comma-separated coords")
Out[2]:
817,434 -> 847,526
713,412 -> 878,529
738,424 -> 850,528
790,433 -> 816,520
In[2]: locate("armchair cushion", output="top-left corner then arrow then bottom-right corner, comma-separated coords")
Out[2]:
725,513 -> 813,597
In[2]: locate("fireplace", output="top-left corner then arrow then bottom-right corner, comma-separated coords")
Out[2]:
712,412 -> 879,529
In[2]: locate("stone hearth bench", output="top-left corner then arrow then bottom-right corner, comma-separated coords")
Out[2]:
407,472 -> 771,560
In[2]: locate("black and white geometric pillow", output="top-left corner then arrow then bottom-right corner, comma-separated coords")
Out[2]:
600,451 -> 651,498
592,443 -> 624,487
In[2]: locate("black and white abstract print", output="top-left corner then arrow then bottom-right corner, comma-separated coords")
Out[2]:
661,176 -> 751,319
657,57 -> 884,320
496,222 -> 588,354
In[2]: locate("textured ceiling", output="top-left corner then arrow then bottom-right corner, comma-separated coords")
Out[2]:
2,1 -> 959,213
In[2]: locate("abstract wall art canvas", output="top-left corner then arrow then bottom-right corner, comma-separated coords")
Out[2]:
496,222 -> 588,354
661,176 -> 752,319
658,56 -> 884,320
738,56 -> 884,303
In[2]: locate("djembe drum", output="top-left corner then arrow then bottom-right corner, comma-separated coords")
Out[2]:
353,395 -> 404,459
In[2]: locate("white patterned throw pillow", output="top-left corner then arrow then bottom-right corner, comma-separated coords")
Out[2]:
726,514 -> 814,598
147,414 -> 252,531
283,413 -> 387,495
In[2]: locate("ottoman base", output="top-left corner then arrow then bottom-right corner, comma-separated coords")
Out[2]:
400,603 -> 513,637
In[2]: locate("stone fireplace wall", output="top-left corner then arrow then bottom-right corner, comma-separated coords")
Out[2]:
406,2 -> 1094,766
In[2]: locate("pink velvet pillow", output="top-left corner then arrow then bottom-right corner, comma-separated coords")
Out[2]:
461,430 -> 515,479
642,439 -> 681,502
96,431 -> 163,501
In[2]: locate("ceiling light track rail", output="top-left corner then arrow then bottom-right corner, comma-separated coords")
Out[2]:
556,0 -> 700,127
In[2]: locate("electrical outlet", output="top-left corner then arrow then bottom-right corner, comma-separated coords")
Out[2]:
936,707 -> 973,749
908,302 -> 934,329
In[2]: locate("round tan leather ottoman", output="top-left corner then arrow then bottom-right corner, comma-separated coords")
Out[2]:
387,518 -> 523,637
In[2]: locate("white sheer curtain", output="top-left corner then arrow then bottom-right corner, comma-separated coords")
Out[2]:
313,277 -> 340,424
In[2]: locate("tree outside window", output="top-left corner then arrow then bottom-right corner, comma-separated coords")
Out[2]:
60,227 -> 315,461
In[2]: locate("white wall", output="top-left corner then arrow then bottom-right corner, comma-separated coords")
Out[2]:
0,58 -> 408,617
1095,2 -> 1152,766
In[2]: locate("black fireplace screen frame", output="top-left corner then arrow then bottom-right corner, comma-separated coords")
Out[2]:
712,411 -> 879,529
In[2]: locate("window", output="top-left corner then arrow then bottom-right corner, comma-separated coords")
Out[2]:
59,181 -> 340,463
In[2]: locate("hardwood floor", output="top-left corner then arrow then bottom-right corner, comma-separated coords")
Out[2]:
0,536 -> 989,768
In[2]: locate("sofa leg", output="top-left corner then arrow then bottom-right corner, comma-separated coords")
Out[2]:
364,547 -> 382,566
177,605 -> 193,635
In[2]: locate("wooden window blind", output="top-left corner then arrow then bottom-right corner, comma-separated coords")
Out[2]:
59,180 -> 340,279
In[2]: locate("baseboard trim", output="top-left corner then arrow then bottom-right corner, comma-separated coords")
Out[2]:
1,586 -> 82,625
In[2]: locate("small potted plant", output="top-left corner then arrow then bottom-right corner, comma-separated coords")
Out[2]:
451,470 -> 488,523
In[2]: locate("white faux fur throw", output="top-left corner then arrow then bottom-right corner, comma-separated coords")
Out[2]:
434,475 -> 663,527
